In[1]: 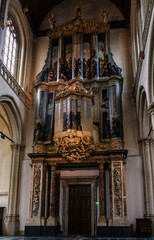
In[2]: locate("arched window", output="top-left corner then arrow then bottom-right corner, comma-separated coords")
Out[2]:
3,16 -> 19,77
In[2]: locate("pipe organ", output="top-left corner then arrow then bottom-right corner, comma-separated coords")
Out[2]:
26,5 -> 130,238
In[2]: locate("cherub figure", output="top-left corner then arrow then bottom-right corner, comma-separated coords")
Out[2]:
102,11 -> 108,24
49,14 -> 56,30
75,4 -> 82,18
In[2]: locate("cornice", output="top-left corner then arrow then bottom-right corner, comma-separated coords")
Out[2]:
0,60 -> 31,109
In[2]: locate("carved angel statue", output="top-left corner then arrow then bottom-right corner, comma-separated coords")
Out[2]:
75,4 -> 82,18
102,11 -> 108,24
49,14 -> 56,30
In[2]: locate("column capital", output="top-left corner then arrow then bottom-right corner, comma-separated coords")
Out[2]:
10,143 -> 23,150
0,20 -> 4,29
138,137 -> 154,146
148,102 -> 154,114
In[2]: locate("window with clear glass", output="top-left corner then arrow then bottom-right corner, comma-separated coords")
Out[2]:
3,17 -> 18,77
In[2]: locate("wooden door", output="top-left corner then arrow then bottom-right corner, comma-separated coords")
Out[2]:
69,185 -> 91,234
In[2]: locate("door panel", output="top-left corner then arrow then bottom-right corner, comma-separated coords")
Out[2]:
69,185 -> 91,234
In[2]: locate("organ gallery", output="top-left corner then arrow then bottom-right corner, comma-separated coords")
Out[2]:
25,5 -> 130,237
1,0 -> 154,237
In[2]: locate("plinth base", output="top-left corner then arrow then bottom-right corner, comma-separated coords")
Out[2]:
25,225 -> 60,236
97,226 -> 131,237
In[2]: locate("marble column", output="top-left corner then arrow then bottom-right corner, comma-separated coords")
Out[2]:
141,138 -> 154,216
97,163 -> 106,226
109,160 -> 129,226
47,164 -> 57,226
55,171 -> 60,220
4,144 -> 23,235
26,161 -> 46,226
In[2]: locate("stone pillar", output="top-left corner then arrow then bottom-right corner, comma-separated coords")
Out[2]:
45,165 -> 49,219
4,144 -> 23,235
139,137 -> 154,234
140,138 -> 154,215
47,164 -> 57,226
110,160 -> 129,226
97,163 -> 106,226
26,161 -> 46,226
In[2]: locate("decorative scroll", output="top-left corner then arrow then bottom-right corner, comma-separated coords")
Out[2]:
49,17 -> 109,39
32,165 -> 41,217
54,134 -> 95,162
48,14 -> 56,31
113,162 -> 122,217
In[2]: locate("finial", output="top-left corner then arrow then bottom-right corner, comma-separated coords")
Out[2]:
49,14 -> 56,31
102,11 -> 108,24
23,1 -> 29,13
23,5 -> 29,13
75,4 -> 82,18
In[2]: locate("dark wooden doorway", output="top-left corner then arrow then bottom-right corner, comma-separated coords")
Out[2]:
69,184 -> 91,234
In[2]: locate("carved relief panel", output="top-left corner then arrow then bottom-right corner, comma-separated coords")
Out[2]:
31,165 -> 41,218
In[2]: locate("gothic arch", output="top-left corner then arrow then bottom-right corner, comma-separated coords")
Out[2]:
148,18 -> 154,103
0,95 -> 22,143
138,86 -> 151,139
137,86 -> 154,218
0,95 -> 23,235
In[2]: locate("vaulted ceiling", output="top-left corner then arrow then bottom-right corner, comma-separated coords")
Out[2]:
19,0 -> 131,33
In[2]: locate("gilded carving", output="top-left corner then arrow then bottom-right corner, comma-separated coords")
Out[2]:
102,11 -> 108,24
55,80 -> 92,98
75,4 -> 82,18
49,15 -> 109,38
32,165 -> 41,217
113,162 -> 122,217
54,133 -> 95,162
33,143 -> 46,153
48,14 -> 56,31
95,139 -> 123,151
